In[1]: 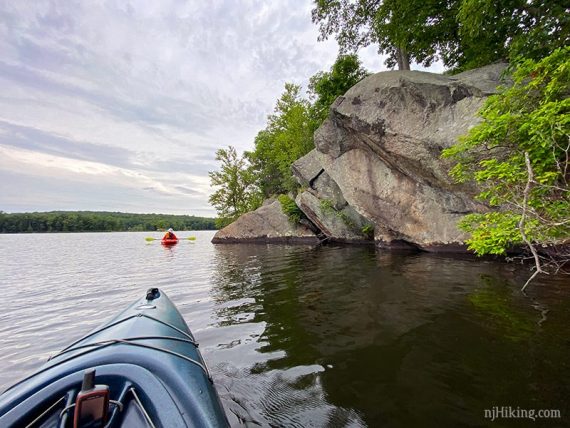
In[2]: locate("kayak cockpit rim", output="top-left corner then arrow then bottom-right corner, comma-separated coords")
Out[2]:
3,312 -> 206,395
27,385 -> 157,428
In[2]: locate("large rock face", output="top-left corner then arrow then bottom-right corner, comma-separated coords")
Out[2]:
213,63 -> 507,251
291,63 -> 507,250
212,200 -> 319,244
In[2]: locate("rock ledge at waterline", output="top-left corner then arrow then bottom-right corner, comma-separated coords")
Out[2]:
211,200 -> 320,244
212,63 -> 508,251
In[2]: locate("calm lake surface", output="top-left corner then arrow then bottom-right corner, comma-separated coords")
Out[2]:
1,231 -> 569,427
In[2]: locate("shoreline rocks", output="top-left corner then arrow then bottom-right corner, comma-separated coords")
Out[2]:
211,200 -> 319,245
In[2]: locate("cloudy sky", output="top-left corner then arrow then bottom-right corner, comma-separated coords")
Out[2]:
0,1 -> 442,217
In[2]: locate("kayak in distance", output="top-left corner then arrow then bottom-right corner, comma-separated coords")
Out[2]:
161,238 -> 179,246
161,228 -> 179,246
0,288 -> 229,428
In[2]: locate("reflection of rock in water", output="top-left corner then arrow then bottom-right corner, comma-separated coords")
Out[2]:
209,243 -> 501,362
291,249 -> 484,356
208,244 -> 570,427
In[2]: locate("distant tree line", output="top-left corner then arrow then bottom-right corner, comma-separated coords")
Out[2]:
0,211 -> 217,233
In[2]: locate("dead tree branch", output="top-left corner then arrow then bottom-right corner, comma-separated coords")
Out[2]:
520,152 -> 548,292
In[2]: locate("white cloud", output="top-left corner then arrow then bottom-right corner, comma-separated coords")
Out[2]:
0,144 -> 208,198
0,1 -> 442,216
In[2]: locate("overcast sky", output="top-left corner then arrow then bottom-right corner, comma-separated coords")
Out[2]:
0,1 -> 443,217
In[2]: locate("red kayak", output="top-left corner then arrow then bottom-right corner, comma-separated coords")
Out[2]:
161,238 -> 179,246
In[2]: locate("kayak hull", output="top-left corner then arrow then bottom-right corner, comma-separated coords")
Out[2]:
0,289 -> 228,427
161,238 -> 179,246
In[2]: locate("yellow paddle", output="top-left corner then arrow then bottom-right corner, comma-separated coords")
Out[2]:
145,236 -> 196,242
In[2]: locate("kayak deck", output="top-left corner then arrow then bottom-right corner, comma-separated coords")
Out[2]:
0,288 -> 228,427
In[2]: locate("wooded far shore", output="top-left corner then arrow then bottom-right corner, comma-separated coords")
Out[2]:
0,211 -> 217,233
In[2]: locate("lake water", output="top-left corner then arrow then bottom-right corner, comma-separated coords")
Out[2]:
1,231 -> 569,427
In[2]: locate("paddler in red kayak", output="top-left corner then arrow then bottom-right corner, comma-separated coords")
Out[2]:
163,228 -> 178,241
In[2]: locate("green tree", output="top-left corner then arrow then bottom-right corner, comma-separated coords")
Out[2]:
0,211 -> 217,233
209,146 -> 262,228
309,54 -> 369,122
312,0 -> 458,70
442,48 -> 570,288
456,0 -> 569,72
373,0 -> 462,70
248,83 -> 318,197
312,0 -> 569,73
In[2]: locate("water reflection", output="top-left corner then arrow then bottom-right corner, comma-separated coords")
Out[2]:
209,244 -> 570,427
1,233 -> 568,427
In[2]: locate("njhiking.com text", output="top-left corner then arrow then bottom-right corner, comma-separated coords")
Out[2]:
484,406 -> 561,422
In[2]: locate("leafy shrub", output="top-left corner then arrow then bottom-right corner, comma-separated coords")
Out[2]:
442,48 -> 570,256
361,223 -> 375,239
278,195 -> 304,224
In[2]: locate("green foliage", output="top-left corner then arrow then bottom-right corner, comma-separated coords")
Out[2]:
458,213 -> 526,255
312,0 -> 459,69
309,54 -> 369,122
209,146 -> 262,228
278,195 -> 304,224
319,198 -> 335,213
458,0 -> 569,68
247,83 -> 319,197
319,199 -> 356,229
373,0 -> 461,69
0,211 -> 216,233
443,48 -> 570,255
312,0 -> 569,72
361,223 -> 375,239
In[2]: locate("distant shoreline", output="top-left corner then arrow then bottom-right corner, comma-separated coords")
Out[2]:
0,211 -> 218,233
0,230 -> 217,234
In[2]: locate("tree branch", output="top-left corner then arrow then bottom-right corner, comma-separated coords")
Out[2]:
520,152 -> 548,291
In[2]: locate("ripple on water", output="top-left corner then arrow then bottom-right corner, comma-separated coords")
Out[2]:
1,233 -> 569,427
